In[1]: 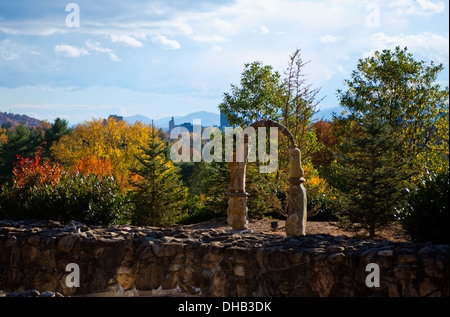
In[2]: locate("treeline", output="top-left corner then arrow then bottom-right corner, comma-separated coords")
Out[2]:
0,47 -> 448,243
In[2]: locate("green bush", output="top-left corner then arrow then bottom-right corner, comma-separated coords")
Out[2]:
0,174 -> 131,225
400,171 -> 449,244
180,195 -> 219,225
307,195 -> 338,221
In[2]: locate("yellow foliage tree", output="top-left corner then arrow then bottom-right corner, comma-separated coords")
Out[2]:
0,127 -> 7,144
51,118 -> 157,188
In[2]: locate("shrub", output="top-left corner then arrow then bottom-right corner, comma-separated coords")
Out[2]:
0,174 -> 131,225
307,195 -> 338,221
180,195 -> 216,225
400,171 -> 449,244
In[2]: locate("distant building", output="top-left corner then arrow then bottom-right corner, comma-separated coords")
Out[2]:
168,117 -> 194,135
178,122 -> 194,133
108,115 -> 123,122
169,117 -> 175,132
220,110 -> 231,131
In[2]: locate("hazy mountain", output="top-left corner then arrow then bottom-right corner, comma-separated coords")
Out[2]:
0,112 -> 43,128
123,114 -> 154,125
312,106 -> 342,122
125,111 -> 221,130
124,107 -> 344,130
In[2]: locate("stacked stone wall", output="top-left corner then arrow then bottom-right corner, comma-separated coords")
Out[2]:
0,220 -> 448,297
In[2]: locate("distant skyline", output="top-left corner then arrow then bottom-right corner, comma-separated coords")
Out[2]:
1,0 -> 448,125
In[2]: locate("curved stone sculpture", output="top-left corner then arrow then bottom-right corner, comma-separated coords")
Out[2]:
226,119 -> 307,236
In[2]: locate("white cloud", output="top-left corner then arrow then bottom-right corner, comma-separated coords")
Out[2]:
320,35 -> 345,43
85,41 -> 121,62
190,34 -> 228,43
363,32 -> 449,65
0,50 -> 19,60
54,42 -> 121,62
54,45 -> 89,58
212,45 -> 224,53
152,35 -> 181,49
110,34 -> 143,47
388,0 -> 445,15
0,40 -> 20,61
260,25 -> 270,34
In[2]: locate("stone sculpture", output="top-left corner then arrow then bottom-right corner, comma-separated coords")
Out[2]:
286,148 -> 307,236
227,145 -> 249,230
226,119 -> 307,236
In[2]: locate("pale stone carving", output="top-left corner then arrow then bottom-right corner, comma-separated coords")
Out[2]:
227,144 -> 249,230
226,120 -> 307,236
286,148 -> 307,236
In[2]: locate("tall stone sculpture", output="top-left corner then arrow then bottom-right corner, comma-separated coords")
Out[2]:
286,147 -> 307,236
226,142 -> 249,230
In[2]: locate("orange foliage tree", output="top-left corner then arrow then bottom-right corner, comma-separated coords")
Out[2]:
72,155 -> 114,178
51,118 -> 158,189
310,120 -> 338,167
13,148 -> 64,188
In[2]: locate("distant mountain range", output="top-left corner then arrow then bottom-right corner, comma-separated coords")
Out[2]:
1,106 -> 342,131
0,112 -> 43,128
312,106 -> 342,121
124,111 -> 221,130
124,107 -> 342,130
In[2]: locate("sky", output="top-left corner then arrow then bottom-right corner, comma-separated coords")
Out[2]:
0,0 -> 448,125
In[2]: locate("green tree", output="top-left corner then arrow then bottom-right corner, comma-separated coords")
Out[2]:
337,46 -> 449,178
42,118 -> 73,159
329,109 -> 412,238
0,124 -> 43,184
219,61 -> 283,127
129,128 -> 187,226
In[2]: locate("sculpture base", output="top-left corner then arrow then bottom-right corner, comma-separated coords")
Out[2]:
226,192 -> 249,230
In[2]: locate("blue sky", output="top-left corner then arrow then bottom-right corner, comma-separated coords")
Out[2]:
0,0 -> 448,125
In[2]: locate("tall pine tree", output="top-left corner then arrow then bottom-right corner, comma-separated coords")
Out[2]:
329,109 -> 411,238
129,126 -> 187,226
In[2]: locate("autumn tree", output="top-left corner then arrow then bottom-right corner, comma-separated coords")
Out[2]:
310,120 -> 338,168
12,148 -> 64,188
71,155 -> 114,178
0,128 -> 7,144
51,118 -> 154,188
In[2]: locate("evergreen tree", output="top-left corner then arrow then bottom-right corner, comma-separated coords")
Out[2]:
189,160 -> 229,216
0,123 -> 42,185
337,46 -> 449,178
43,118 -> 72,159
329,109 -> 411,238
129,127 -> 187,226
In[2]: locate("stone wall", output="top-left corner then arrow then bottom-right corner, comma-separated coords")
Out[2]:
0,220 -> 448,297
